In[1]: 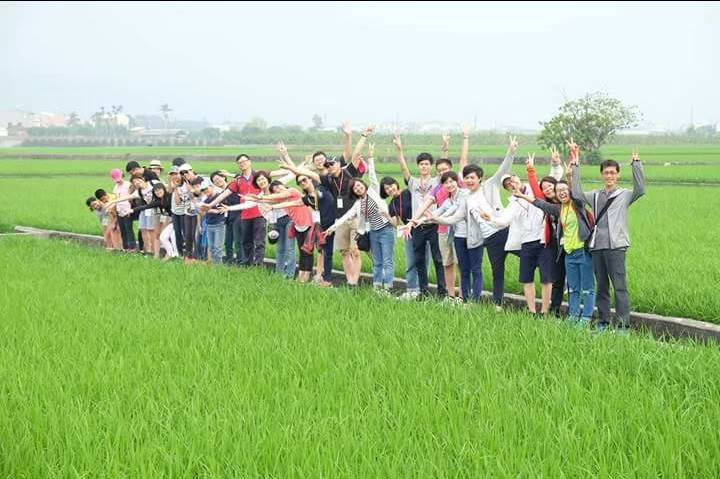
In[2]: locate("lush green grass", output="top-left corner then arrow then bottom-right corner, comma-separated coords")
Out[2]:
3,142 -> 720,164
1,236 -> 719,477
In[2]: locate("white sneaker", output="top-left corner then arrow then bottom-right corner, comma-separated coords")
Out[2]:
397,291 -> 419,301
495,305 -> 503,313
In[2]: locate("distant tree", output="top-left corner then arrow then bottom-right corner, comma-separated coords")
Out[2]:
311,113 -> 323,130
538,92 -> 640,163
160,103 -> 172,129
241,116 -> 268,135
66,112 -> 81,127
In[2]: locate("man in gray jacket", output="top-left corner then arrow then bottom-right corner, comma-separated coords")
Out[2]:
570,146 -> 645,331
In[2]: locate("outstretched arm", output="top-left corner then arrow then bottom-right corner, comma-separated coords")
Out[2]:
409,196 -> 436,225
281,162 -> 321,183
393,133 -> 411,182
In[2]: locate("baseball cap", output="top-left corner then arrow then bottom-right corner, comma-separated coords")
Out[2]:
200,178 -> 213,191
110,168 -> 123,182
323,155 -> 338,168
178,163 -> 193,173
125,160 -> 141,173
170,166 -> 180,174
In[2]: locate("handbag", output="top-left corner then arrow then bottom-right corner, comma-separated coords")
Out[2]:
355,231 -> 370,252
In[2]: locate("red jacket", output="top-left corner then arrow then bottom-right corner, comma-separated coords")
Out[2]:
228,172 -> 261,220
527,165 -> 553,246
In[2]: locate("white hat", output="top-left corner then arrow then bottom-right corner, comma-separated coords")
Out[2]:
178,163 -> 193,173
200,178 -> 213,191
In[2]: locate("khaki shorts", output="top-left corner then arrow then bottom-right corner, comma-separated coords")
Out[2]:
334,219 -> 358,252
439,232 -> 456,266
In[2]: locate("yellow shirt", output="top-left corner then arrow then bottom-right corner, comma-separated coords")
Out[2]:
560,203 -> 584,253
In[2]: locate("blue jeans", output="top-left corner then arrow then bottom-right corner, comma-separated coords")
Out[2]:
274,215 -> 296,278
205,222 -> 225,264
369,224 -> 395,288
565,249 -> 595,320
454,237 -> 484,302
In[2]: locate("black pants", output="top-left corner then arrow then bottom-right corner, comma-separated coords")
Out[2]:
172,213 -> 185,257
322,232 -> 334,281
294,228 -> 314,272
484,227 -> 510,305
117,215 -> 137,250
412,224 -> 447,297
240,216 -> 266,266
551,248 -> 566,316
183,215 -> 198,258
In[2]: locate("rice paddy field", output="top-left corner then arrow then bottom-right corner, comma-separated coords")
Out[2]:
1,236 -> 720,477
1,143 -> 719,321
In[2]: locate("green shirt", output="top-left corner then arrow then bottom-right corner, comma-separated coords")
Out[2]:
560,203 -> 584,253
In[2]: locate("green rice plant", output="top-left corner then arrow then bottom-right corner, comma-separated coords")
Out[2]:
0,236 -> 719,477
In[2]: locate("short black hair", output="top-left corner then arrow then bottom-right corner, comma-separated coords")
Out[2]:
436,158 -> 452,169
210,170 -> 224,182
556,180 -> 569,187
189,176 -> 203,186
252,171 -> 271,189
379,176 -> 399,199
125,160 -> 141,172
416,152 -> 434,165
600,159 -> 620,173
85,196 -> 96,210
462,164 -> 484,179
94,189 -> 107,200
172,157 -> 185,167
235,153 -> 250,162
269,180 -> 284,193
312,151 -> 327,161
440,170 -> 459,185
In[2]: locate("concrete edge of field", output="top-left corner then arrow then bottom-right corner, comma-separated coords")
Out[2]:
14,225 -> 720,345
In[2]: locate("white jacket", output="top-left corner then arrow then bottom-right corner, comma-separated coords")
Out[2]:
489,184 -> 545,251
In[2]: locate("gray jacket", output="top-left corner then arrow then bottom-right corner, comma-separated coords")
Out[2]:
571,161 -> 645,250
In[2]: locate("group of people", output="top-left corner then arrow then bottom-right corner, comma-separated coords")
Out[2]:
85,123 -> 645,331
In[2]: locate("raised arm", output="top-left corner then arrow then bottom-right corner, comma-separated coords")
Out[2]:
629,148 -> 645,205
440,133 -> 450,161
525,153 -> 544,199
549,145 -> 564,180
393,133 -> 411,182
459,124 -> 470,174
487,135 -> 518,185
568,139 -> 592,206
366,144 -> 379,192
351,123 -> 374,168
342,121 -> 352,164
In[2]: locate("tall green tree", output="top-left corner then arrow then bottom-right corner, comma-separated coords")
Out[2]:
538,92 -> 640,163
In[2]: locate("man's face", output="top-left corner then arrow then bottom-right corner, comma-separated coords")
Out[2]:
327,161 -> 341,176
130,167 -> 143,178
418,160 -> 432,176
313,154 -> 326,169
463,172 -> 480,191
541,181 -> 556,200
435,163 -> 450,177
601,166 -> 619,189
237,157 -> 251,172
90,200 -> 102,210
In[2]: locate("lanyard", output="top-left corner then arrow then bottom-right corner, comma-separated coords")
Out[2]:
333,170 -> 344,196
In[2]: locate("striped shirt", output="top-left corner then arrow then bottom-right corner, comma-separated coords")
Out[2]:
360,195 -> 389,231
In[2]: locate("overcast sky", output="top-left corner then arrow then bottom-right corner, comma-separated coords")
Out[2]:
2,1 -> 718,129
